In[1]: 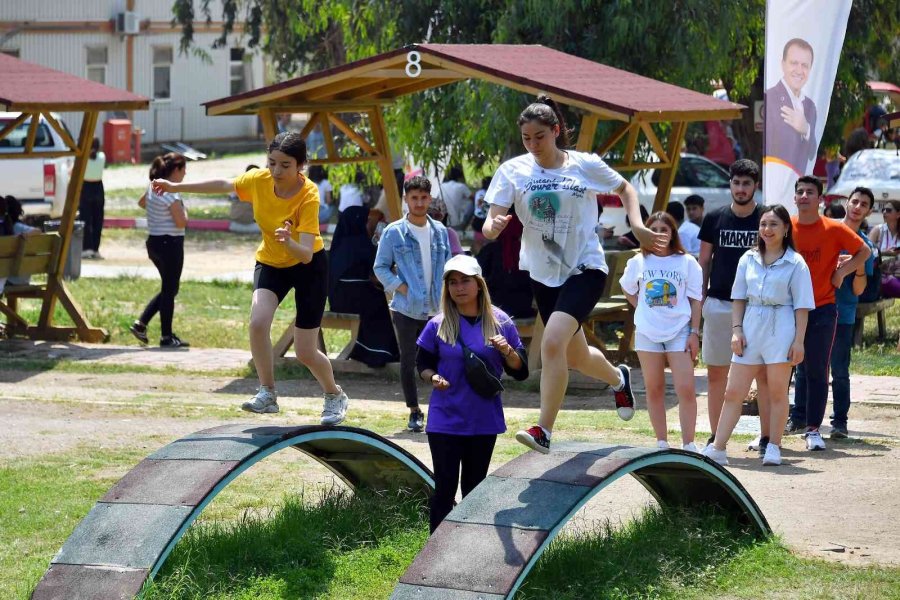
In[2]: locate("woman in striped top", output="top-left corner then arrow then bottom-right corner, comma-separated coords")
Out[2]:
130,153 -> 190,347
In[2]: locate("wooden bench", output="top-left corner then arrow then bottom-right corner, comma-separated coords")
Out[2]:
853,297 -> 896,346
0,233 -> 107,341
581,249 -> 638,363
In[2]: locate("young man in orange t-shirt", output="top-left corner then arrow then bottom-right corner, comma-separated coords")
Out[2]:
788,176 -> 871,450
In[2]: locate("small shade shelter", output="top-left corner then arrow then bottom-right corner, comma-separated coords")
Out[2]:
204,43 -> 745,219
0,54 -> 148,342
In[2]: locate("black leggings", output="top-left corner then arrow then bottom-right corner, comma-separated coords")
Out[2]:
79,180 -> 105,252
140,235 -> 184,337
427,432 -> 497,533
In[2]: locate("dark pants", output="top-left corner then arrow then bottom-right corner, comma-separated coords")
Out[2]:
79,180 -> 105,252
390,310 -> 429,409
792,303 -> 837,430
829,323 -> 854,429
139,235 -> 184,338
427,432 -> 496,533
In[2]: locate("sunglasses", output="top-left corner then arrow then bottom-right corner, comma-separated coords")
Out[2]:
883,207 -> 896,213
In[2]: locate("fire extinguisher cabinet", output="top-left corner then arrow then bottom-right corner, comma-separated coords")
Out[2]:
103,119 -> 132,163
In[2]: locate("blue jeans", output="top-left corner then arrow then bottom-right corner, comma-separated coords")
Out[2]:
791,304 -> 837,429
829,323 -> 854,428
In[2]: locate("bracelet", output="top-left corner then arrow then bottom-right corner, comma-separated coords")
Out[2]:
688,327 -> 699,335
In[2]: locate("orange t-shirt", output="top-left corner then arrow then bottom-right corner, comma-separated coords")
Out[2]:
233,168 -> 324,267
791,216 -> 864,307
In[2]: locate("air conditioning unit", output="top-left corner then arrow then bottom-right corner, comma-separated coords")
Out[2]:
116,12 -> 140,35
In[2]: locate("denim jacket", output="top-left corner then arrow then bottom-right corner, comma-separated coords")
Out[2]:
374,215 -> 450,319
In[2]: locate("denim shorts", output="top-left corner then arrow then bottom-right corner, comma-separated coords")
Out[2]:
635,324 -> 690,353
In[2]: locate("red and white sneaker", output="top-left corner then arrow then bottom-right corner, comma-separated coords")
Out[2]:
515,425 -> 550,454
614,364 -> 636,421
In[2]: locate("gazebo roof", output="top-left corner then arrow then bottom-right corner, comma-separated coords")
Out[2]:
205,43 -> 743,122
0,54 -> 148,112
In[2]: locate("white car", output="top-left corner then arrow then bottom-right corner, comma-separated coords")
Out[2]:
827,149 -> 900,227
0,112 -> 75,219
599,153 -> 761,236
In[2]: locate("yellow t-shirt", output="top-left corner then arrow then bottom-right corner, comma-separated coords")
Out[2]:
234,168 -> 324,267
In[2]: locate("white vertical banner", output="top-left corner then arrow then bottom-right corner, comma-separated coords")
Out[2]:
763,0 -> 852,211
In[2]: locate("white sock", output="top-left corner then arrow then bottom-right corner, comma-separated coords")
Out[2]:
540,426 -> 551,439
612,368 -> 625,391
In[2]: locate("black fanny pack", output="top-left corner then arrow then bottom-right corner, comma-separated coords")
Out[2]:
460,339 -> 504,399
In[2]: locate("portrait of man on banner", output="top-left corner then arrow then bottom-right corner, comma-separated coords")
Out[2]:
765,38 -> 818,176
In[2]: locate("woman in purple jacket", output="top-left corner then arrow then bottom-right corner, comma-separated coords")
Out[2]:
416,254 -> 529,532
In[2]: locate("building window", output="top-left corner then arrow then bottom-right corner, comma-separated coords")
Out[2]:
86,46 -> 107,84
229,48 -> 247,95
1,48 -> 20,58
152,46 -> 173,101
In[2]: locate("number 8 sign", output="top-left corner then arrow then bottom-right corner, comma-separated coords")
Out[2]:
405,51 -> 422,78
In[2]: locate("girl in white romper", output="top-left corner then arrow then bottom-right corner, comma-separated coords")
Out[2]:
704,204 -> 814,466
620,212 -> 703,452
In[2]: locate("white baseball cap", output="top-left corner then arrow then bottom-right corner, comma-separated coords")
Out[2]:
443,254 -> 482,277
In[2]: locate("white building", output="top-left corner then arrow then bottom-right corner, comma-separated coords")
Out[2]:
0,0 -> 264,144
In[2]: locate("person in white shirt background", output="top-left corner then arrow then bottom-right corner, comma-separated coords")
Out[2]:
620,211 -> 703,452
338,169 -> 367,213
437,165 -> 473,229
666,200 -> 701,258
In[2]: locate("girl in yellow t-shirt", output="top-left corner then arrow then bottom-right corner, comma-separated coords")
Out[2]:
151,132 -> 349,423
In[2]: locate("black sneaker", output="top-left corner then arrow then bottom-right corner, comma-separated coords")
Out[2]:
613,364 -> 635,421
129,321 -> 148,344
160,334 -> 189,348
758,436 -> 770,457
784,419 -> 805,434
706,434 -> 716,446
830,425 -> 849,439
407,409 -> 424,432
515,425 -> 550,454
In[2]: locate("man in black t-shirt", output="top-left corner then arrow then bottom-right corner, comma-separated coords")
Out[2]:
698,159 -> 769,452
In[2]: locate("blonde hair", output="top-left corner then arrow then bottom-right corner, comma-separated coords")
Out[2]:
437,272 -> 500,345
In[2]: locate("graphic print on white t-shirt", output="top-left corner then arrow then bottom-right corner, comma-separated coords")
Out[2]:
484,152 -> 625,287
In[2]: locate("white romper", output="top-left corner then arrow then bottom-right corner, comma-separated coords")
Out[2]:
730,247 -> 815,365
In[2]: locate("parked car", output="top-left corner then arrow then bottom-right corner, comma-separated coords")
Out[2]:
599,153 -> 761,236
827,149 -> 900,227
0,112 -> 75,220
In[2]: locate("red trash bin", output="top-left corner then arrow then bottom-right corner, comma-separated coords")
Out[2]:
103,119 -> 132,163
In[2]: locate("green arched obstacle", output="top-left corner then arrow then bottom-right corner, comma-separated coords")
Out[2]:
392,443 -> 770,599
31,424 -> 434,600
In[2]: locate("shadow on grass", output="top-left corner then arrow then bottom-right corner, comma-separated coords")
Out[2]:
138,486 -> 428,600
516,505 -> 763,600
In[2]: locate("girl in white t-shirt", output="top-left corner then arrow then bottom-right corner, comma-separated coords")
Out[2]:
620,212 -> 703,452
483,95 -> 664,454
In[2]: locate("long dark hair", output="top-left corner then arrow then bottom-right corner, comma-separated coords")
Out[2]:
149,152 -> 186,180
517,94 -> 572,148
642,212 -> 686,256
756,204 -> 795,253
89,137 -> 100,160
267,131 -> 307,165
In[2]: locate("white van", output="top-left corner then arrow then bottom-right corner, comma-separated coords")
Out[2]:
0,112 -> 75,219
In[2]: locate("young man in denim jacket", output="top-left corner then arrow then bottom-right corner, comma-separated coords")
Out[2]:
374,176 -> 451,431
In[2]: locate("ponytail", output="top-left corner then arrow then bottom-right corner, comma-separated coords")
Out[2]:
517,94 -> 573,149
149,152 -> 186,180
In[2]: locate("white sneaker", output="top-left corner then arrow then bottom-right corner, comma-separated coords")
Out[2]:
804,429 -> 826,451
762,444 -> 782,466
320,386 -> 349,425
682,442 -> 699,453
702,444 -> 729,465
748,435 -> 763,451
656,440 -> 670,449
242,387 -> 279,414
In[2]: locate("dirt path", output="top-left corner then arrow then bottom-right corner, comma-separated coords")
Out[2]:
2,369 -> 898,567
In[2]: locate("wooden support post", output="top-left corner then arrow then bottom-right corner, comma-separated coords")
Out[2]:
321,113 -> 338,160
367,107 -> 402,222
651,121 -> 687,214
595,121 -> 632,157
24,112 -> 40,154
327,113 -> 376,155
259,107 -> 278,143
576,113 -> 599,152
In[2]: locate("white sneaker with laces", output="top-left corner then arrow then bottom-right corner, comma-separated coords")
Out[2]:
762,444 -> 782,466
242,387 -> 279,414
748,435 -> 763,451
320,386 -> 349,425
682,442 -> 699,453
702,444 -> 729,465
656,440 -> 670,449
804,430 -> 826,451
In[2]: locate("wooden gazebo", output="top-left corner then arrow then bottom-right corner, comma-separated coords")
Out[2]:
0,54 -> 148,342
205,44 -> 745,219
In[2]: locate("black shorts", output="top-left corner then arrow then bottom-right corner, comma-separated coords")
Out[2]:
531,268 -> 607,326
253,250 -> 328,329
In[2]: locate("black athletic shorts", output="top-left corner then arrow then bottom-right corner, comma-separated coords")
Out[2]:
531,268 -> 607,327
253,249 -> 328,329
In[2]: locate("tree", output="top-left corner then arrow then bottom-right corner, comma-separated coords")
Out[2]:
174,0 -> 899,170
